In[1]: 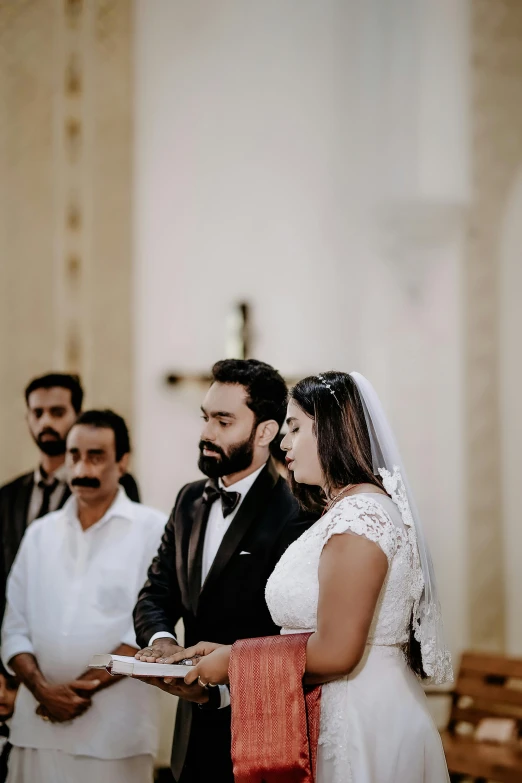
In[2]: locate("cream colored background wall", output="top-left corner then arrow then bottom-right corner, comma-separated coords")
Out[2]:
133,0 -> 469,670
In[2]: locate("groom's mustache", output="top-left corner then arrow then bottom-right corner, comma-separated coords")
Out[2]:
199,440 -> 225,458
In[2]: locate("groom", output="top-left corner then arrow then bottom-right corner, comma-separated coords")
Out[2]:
133,359 -> 315,783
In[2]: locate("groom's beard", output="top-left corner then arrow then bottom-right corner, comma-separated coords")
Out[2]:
198,429 -> 256,479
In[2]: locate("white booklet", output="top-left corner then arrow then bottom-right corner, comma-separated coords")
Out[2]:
89,654 -> 194,678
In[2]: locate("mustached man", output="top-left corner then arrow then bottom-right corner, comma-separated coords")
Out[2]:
1,410 -> 166,783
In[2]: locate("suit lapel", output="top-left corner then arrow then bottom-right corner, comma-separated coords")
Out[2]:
187,493 -> 211,614
13,473 -> 34,547
199,460 -> 279,605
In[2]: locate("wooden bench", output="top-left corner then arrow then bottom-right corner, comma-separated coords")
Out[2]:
441,651 -> 522,782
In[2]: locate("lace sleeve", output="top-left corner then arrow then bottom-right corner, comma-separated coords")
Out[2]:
321,496 -> 400,563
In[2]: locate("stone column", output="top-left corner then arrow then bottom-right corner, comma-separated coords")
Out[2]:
0,0 -> 133,482
466,0 -> 522,652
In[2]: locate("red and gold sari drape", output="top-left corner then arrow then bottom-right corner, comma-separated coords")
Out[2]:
229,633 -> 321,783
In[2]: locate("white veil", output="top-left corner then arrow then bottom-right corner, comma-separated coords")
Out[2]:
350,372 -> 453,685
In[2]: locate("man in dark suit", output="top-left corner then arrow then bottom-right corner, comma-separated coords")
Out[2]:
0,663 -> 18,783
0,372 -> 140,632
133,359 -> 314,783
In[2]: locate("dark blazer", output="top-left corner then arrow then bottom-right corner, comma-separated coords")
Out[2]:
0,470 -> 140,631
133,460 -> 315,783
0,734 -> 10,783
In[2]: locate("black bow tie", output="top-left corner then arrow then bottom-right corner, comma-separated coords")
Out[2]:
202,482 -> 241,518
0,723 -> 9,738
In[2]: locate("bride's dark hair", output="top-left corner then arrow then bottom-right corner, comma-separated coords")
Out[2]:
288,371 -> 384,513
288,371 -> 426,679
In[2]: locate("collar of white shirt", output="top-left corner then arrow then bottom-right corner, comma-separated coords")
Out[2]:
217,462 -> 266,505
63,485 -> 135,530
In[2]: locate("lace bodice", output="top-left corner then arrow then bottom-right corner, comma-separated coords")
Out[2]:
266,491 -> 424,648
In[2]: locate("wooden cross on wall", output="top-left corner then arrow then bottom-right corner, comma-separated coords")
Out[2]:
165,302 -> 251,386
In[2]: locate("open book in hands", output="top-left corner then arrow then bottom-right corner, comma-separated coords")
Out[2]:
89,654 -> 194,678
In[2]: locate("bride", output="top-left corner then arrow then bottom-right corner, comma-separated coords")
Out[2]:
167,371 -> 452,782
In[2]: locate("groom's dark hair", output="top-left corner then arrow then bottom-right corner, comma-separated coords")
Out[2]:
211,359 -> 288,430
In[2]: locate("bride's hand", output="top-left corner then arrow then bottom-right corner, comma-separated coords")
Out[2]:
179,645 -> 232,687
158,640 -> 224,665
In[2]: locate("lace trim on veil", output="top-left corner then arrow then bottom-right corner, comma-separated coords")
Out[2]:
379,467 -> 454,685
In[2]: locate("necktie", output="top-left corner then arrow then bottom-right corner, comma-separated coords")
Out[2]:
36,478 -> 59,519
202,482 -> 241,518
0,721 -> 11,782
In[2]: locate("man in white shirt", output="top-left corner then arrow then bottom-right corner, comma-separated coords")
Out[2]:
0,373 -> 141,638
1,409 -> 166,783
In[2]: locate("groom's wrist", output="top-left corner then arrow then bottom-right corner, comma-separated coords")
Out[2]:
148,631 -> 178,646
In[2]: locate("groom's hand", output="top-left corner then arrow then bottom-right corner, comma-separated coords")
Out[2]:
135,637 -> 183,662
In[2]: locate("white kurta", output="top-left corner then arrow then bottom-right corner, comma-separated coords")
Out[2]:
7,747 -> 154,783
1,488 -> 167,768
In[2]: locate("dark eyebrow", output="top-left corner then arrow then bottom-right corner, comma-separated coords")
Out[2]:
286,416 -> 297,425
67,447 -> 105,455
201,406 -> 236,420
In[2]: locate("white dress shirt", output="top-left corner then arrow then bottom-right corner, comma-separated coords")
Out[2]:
200,465 -> 265,583
150,464 -> 266,708
1,488 -> 167,760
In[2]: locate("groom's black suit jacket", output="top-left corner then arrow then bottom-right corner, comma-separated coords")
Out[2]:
133,460 -> 315,783
0,470 -> 140,632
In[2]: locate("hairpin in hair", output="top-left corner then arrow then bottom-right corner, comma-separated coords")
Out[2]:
317,374 -> 341,407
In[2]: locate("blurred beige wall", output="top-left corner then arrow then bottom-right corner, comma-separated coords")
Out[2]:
133,0 -> 522,666
0,0 -> 134,484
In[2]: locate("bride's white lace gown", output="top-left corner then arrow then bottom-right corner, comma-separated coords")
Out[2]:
265,490 -> 450,783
